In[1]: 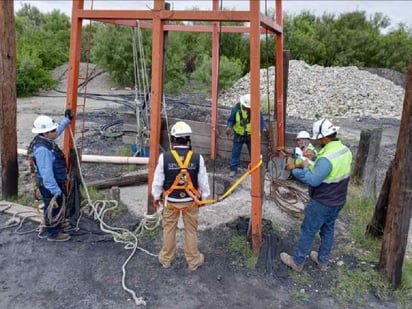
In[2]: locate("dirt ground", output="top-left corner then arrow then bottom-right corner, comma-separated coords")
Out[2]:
0,69 -> 410,308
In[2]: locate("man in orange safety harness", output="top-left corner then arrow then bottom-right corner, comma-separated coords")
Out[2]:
152,121 -> 210,271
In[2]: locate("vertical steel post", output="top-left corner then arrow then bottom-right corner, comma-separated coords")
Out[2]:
210,0 -> 220,160
63,0 -> 84,164
147,0 -> 166,214
275,0 -> 284,147
249,0 -> 263,252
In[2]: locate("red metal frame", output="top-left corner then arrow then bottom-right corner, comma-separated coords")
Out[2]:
64,0 -> 284,252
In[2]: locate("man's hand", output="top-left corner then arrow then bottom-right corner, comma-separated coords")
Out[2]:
303,150 -> 315,160
153,199 -> 161,209
285,163 -> 295,171
225,127 -> 234,137
65,108 -> 75,120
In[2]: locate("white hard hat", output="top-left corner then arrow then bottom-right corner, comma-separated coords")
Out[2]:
296,131 -> 311,139
312,119 -> 339,139
240,94 -> 251,108
170,121 -> 192,137
32,115 -> 58,134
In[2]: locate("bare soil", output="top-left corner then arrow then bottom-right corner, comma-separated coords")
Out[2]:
0,65 -> 409,309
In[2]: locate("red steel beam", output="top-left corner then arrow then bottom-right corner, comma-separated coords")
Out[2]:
63,0 -> 83,165
210,0 -> 220,160
147,0 -> 165,215
249,0 -> 263,253
76,9 -> 251,22
275,0 -> 284,147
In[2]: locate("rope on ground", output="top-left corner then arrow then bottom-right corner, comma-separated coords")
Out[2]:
265,174 -> 308,218
0,203 -> 42,233
70,127 -> 160,306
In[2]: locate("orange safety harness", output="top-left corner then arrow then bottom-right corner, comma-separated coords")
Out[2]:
162,150 -> 263,212
163,150 -> 213,212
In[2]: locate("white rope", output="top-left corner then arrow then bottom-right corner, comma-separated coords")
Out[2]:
70,128 -> 162,306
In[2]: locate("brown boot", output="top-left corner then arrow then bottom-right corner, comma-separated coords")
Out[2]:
188,253 -> 204,271
47,232 -> 71,242
280,252 -> 303,272
310,251 -> 328,271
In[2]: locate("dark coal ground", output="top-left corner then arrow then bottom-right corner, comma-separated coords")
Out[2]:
1,92 -> 405,309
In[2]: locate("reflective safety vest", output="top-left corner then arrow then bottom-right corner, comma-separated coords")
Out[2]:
309,140 -> 352,206
295,142 -> 317,165
233,103 -> 251,136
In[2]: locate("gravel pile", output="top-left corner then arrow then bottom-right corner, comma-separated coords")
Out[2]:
218,60 -> 405,120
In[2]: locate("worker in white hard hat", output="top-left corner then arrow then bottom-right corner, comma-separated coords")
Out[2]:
225,93 -> 266,177
152,121 -> 210,271
28,109 -> 75,242
278,130 -> 317,170
280,119 -> 352,272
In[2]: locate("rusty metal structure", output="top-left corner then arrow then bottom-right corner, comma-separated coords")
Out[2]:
64,0 -> 284,251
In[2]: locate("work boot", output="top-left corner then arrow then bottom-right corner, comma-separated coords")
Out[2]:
188,253 -> 204,271
280,252 -> 303,272
38,225 -> 47,239
60,219 -> 73,232
310,251 -> 328,271
47,232 -> 71,242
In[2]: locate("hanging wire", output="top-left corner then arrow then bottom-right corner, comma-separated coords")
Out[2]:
132,21 -> 151,156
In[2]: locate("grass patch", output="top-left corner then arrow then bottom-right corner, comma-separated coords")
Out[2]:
6,194 -> 36,208
290,288 -> 310,302
139,225 -> 162,241
331,265 -> 391,306
395,260 -> 412,308
228,235 -> 258,269
333,185 -> 412,306
290,270 -> 311,286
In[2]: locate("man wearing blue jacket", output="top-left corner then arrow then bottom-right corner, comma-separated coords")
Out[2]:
280,119 -> 352,271
28,109 -> 74,242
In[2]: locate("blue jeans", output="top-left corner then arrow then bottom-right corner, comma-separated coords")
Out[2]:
293,198 -> 344,265
230,134 -> 251,173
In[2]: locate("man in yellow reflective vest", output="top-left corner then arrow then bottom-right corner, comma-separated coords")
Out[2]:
225,93 -> 265,177
152,121 -> 210,271
278,130 -> 318,170
280,119 -> 352,272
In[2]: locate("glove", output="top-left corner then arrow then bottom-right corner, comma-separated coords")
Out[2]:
65,108 -> 74,120
225,127 -> 234,137
285,163 -> 295,171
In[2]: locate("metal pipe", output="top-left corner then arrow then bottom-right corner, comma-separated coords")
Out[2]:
17,149 -> 149,165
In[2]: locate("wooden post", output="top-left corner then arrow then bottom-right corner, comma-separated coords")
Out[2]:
378,58 -> 412,288
366,160 -> 392,238
351,128 -> 382,200
0,1 -> 18,198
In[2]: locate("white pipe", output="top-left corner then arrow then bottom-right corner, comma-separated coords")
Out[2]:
17,148 -> 149,165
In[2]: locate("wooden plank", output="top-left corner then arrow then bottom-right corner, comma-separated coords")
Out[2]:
0,201 -> 42,223
121,115 -> 296,162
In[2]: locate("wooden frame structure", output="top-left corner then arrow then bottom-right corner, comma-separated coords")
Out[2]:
64,0 -> 284,251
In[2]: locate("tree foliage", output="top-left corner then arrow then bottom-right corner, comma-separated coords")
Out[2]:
14,5 -> 412,97
282,10 -> 412,72
15,4 -> 70,96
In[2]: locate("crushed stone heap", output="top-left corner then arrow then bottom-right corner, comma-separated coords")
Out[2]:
218,60 -> 405,120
